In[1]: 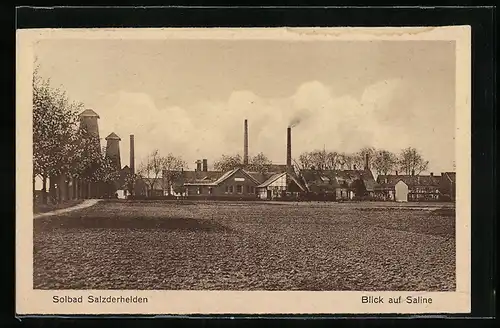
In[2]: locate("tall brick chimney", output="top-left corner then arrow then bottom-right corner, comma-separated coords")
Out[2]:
202,159 -> 208,172
287,127 -> 292,170
243,119 -> 249,165
105,132 -> 121,170
196,160 -> 202,171
129,135 -> 135,174
364,153 -> 370,170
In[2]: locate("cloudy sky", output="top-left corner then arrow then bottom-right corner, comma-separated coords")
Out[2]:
35,38 -> 456,173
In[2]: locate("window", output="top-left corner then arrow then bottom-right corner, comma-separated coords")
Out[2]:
236,185 -> 243,194
209,187 -> 213,195
246,185 -> 250,194
229,185 -> 234,193
225,186 -> 229,193
250,186 -> 255,194
197,187 -> 202,195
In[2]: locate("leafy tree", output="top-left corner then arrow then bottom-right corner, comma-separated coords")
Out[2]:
398,147 -> 429,175
162,153 -> 187,195
213,154 -> 243,172
32,63 -> 84,203
372,149 -> 398,175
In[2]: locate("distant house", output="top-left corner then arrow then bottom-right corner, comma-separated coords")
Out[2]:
182,168 -> 262,198
375,173 -> 445,202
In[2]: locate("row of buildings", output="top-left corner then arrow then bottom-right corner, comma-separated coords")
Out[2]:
47,110 -> 455,203
123,119 -> 456,202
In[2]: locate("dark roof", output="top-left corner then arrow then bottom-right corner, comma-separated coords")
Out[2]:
105,132 -> 121,140
376,174 -> 442,188
164,170 -> 223,184
79,109 -> 100,118
299,170 -> 341,192
246,172 -> 276,184
300,169 -> 376,192
181,168 -> 261,186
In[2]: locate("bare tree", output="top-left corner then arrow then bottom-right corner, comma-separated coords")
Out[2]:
352,147 -> 377,170
162,153 -> 187,195
298,150 -> 341,171
372,149 -> 398,175
247,152 -> 272,173
338,152 -> 356,170
398,147 -> 429,175
298,152 -> 313,170
213,154 -> 242,172
137,149 -> 165,196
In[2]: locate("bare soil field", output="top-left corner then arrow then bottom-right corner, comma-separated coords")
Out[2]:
33,200 -> 456,291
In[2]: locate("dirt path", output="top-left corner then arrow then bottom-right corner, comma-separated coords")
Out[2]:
34,199 -> 101,219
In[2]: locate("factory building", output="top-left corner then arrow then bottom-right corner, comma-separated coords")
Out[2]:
55,110 -> 451,203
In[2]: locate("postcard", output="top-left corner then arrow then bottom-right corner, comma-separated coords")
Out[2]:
16,26 -> 471,315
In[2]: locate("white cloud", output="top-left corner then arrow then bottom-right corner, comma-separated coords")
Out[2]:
95,79 -> 429,171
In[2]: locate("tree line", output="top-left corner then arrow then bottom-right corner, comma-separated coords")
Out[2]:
33,64 -> 120,204
137,146 -> 430,196
296,146 -> 429,176
196,147 -> 429,176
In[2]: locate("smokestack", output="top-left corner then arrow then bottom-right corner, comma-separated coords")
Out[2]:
243,119 -> 249,165
202,159 -> 208,172
365,153 -> 369,170
196,160 -> 202,172
411,169 -> 415,176
129,135 -> 135,174
287,127 -> 292,170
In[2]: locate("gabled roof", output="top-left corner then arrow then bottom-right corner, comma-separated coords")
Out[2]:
246,172 -> 275,184
79,109 -> 100,118
105,132 -> 121,140
165,170 -> 223,184
182,168 -> 261,186
257,172 -> 286,188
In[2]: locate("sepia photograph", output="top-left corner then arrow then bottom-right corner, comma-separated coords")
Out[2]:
17,26 -> 471,314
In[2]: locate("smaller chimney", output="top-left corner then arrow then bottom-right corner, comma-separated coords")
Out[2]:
395,171 -> 398,176
430,172 -> 434,177
244,119 -> 249,165
196,160 -> 202,172
286,127 -> 292,170
129,135 -> 135,174
364,153 -> 369,170
202,159 -> 208,172
354,165 -> 357,170
411,169 -> 415,176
